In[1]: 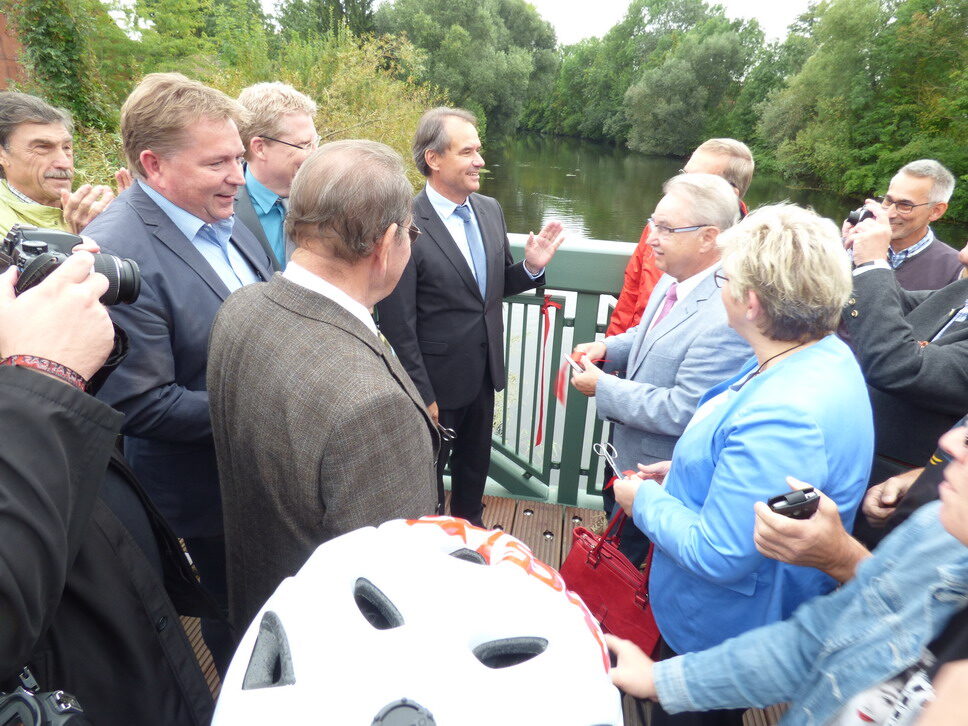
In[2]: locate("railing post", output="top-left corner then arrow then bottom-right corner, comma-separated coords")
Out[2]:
554,291 -> 600,506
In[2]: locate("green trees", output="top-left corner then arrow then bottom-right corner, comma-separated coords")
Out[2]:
374,0 -> 556,134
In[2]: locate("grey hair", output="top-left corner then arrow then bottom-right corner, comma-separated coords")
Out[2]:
718,203 -> 852,342
286,140 -> 413,262
0,92 -> 73,178
663,173 -> 739,232
896,159 -> 956,203
412,107 -> 477,177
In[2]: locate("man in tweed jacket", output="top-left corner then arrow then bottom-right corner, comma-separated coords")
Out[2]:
208,140 -> 439,629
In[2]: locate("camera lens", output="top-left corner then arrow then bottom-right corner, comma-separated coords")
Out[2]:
92,253 -> 141,305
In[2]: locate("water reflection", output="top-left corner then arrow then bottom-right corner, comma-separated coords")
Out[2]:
482,134 -> 967,247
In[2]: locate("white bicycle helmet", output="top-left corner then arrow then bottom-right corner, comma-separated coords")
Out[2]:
214,516 -> 622,725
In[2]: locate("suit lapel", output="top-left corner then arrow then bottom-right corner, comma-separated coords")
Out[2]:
231,222 -> 273,282
629,272 -> 717,378
235,182 -> 280,272
129,186 -> 233,301
415,190 -> 483,302
627,275 -> 673,371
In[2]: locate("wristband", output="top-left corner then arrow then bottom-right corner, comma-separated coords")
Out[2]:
1,355 -> 88,390
851,260 -> 877,271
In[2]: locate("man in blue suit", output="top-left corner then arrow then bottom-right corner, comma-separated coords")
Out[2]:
572,174 -> 752,561
84,73 -> 274,672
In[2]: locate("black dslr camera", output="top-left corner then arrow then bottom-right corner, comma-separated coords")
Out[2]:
0,687 -> 90,725
0,225 -> 140,305
845,206 -> 875,227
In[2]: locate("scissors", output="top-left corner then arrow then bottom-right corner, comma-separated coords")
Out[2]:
592,442 -> 619,472
436,423 -> 456,442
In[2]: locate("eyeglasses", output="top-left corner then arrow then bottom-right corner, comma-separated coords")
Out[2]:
874,195 -> 933,215
713,271 -> 729,288
648,217 -> 711,236
399,222 -> 421,244
259,135 -> 320,151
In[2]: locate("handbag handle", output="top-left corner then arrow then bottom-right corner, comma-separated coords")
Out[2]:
589,510 -> 628,561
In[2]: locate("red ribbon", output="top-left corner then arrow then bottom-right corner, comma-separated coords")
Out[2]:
535,294 -> 563,447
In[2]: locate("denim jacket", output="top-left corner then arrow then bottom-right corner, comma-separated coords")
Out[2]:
653,501 -> 968,725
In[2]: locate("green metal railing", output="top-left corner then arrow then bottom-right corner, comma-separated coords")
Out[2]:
486,235 -> 636,509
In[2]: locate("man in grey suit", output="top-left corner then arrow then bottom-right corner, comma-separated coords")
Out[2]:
235,82 -> 318,270
208,140 -> 439,629
572,174 -> 752,559
85,73 -> 274,671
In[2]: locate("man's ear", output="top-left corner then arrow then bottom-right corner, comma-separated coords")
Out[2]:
424,148 -> 440,174
929,201 -> 948,223
373,223 -> 399,272
140,149 -> 162,180
699,227 -> 720,254
248,137 -> 266,161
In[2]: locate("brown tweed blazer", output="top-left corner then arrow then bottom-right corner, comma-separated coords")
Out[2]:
208,273 -> 439,628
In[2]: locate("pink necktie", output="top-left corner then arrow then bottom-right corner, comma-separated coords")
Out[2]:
651,282 -> 679,328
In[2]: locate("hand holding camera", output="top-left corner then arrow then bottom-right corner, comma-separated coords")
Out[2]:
843,200 -> 892,265
0,251 -> 115,382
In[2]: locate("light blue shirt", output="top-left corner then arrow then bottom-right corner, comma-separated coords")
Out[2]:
138,181 -> 259,293
424,183 -> 542,280
888,227 -> 934,269
244,167 -> 286,267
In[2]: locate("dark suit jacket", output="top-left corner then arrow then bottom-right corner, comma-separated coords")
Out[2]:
376,189 -> 544,409
0,366 -> 214,726
84,183 -> 273,537
234,183 -> 281,271
208,274 -> 439,627
843,269 -> 968,481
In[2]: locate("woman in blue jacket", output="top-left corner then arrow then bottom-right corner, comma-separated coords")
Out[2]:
607,424 -> 968,725
613,204 -> 873,724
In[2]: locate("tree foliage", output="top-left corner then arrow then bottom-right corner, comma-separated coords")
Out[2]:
374,0 -> 556,134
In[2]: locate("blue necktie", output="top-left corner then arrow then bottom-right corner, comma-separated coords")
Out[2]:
453,203 -> 487,296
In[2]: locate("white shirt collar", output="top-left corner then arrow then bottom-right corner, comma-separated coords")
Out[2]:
671,263 -> 717,301
282,261 -> 378,336
425,181 -> 471,221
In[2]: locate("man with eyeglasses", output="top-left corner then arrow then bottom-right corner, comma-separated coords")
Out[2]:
571,174 -> 752,563
843,199 -> 968,546
208,140 -> 439,630
236,82 -> 319,270
845,159 -> 960,290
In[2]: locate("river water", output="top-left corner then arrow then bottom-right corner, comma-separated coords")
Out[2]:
481,134 -> 967,247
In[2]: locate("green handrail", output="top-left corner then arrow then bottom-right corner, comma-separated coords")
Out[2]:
487,235 -> 635,508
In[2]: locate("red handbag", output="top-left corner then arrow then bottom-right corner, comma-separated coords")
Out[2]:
558,510 -> 659,657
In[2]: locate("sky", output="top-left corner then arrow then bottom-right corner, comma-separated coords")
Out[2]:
523,0 -> 815,45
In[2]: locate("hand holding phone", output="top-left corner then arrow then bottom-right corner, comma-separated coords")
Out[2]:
767,487 -> 820,519
562,354 -> 584,374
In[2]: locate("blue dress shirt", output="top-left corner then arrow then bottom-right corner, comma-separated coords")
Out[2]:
244,167 -> 286,267
138,181 -> 259,292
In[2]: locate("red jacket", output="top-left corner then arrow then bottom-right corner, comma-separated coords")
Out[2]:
606,200 -> 748,337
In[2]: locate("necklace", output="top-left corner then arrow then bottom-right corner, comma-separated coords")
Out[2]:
749,341 -> 808,380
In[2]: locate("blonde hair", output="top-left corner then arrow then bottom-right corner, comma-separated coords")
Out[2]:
237,82 -> 318,156
693,138 -> 755,197
718,203 -> 851,341
121,73 -> 248,178
286,140 -> 412,263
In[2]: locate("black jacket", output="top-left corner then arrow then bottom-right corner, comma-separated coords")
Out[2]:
0,366 -> 215,725
376,189 -> 543,409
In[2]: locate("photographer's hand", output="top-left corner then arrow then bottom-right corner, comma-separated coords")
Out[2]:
0,252 -> 113,381
845,201 -> 891,265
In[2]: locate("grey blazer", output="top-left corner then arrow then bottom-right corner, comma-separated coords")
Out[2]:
596,271 -> 752,471
208,274 -> 440,628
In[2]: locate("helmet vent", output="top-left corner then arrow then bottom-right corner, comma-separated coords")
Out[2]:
473,637 -> 548,668
449,548 -> 486,564
242,611 -> 296,689
354,578 -> 404,630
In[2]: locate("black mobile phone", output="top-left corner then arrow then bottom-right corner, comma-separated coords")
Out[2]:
767,488 -> 820,519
